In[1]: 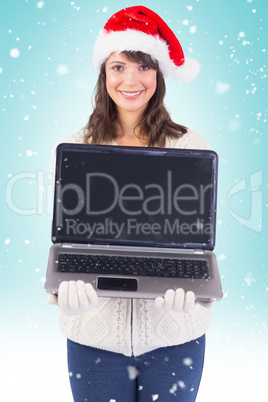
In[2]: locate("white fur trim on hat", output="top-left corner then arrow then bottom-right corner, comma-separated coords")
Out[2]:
93,30 -> 199,82
171,57 -> 200,83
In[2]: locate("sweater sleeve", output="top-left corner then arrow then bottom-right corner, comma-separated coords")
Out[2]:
183,129 -> 209,149
165,129 -> 209,150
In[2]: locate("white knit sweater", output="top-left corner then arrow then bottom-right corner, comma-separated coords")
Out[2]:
51,128 -> 213,357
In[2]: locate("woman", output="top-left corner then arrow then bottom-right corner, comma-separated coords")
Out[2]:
48,6 -> 213,402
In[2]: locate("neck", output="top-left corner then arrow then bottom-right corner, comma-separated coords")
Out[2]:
116,109 -> 147,146
118,109 -> 143,133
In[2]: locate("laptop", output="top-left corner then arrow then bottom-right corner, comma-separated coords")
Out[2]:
45,143 -> 223,301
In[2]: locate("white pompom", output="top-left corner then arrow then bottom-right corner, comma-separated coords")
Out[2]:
172,57 -> 200,82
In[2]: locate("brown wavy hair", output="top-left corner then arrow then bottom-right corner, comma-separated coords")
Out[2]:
84,51 -> 187,147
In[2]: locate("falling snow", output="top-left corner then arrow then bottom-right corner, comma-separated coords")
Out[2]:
178,381 -> 186,389
10,48 -> 20,58
169,380 -> 187,394
183,357 -> 193,366
170,383 -> 177,394
218,254 -> 227,261
37,1 -> 45,9
57,64 -> 69,75
0,2 -> 267,402
215,81 -> 231,95
127,366 -> 139,380
189,25 -> 197,34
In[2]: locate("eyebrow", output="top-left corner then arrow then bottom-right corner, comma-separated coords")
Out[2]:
108,61 -> 126,65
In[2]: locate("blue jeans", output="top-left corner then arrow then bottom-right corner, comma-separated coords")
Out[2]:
67,335 -> 205,402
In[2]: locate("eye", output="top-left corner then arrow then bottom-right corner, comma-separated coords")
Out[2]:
139,65 -> 150,71
112,65 -> 124,72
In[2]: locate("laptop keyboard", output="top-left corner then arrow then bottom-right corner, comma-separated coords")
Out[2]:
57,254 -> 210,279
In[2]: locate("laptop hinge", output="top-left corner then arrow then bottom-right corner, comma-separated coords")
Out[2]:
193,249 -> 205,254
62,243 -> 90,249
61,243 -> 205,255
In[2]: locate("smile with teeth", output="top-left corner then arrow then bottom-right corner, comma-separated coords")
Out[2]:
119,90 -> 144,97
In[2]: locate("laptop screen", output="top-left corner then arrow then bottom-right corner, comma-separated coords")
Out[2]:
52,144 -> 218,250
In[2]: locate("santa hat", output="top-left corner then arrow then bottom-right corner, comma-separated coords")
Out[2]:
93,5 -> 200,82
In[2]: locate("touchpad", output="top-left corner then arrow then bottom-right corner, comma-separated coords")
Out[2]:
97,277 -> 138,291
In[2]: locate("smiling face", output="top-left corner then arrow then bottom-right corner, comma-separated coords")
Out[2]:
105,52 -> 157,119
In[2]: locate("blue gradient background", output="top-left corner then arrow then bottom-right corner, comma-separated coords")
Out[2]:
0,1 -> 267,401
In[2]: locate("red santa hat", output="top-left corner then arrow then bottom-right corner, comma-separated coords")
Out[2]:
93,5 -> 200,82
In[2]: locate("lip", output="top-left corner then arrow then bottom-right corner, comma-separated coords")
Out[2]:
118,90 -> 144,99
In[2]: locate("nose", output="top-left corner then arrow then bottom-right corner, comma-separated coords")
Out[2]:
123,68 -> 139,86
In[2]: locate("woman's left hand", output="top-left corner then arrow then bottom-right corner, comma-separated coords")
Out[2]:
155,288 -> 213,313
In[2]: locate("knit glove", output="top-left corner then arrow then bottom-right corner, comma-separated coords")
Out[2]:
47,280 -> 98,316
153,288 -> 213,345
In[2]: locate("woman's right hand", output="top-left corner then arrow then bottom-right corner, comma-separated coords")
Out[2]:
47,280 -> 98,316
